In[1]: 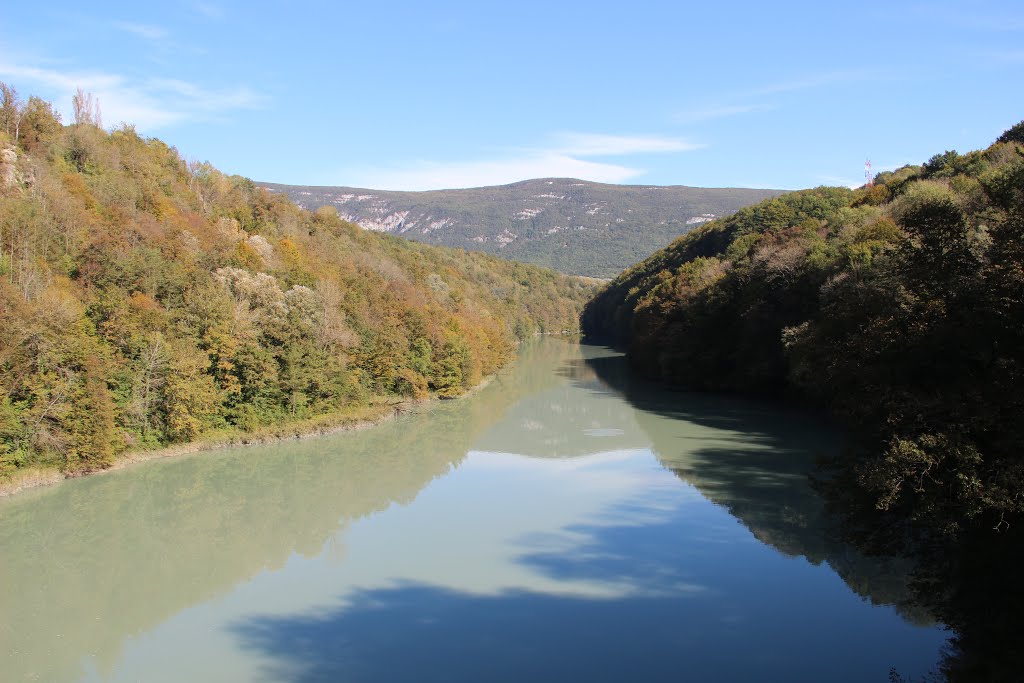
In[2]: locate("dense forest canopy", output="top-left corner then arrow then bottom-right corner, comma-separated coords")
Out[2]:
583,125 -> 1024,532
0,83 -> 594,482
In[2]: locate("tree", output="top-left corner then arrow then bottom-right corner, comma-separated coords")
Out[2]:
0,82 -> 24,142
130,334 -> 168,442
161,341 -> 221,442
72,87 -> 102,128
0,389 -> 28,474
17,96 -> 62,152
996,119 -> 1024,146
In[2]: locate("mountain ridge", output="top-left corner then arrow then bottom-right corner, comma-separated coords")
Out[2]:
259,178 -> 784,277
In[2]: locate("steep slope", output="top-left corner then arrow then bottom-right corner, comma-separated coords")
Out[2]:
582,122 -> 1024,533
0,86 -> 594,483
259,178 -> 783,277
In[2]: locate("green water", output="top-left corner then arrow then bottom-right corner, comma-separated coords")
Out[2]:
0,341 -> 944,682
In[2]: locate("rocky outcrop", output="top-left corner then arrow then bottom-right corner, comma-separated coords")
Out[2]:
1,146 -> 17,189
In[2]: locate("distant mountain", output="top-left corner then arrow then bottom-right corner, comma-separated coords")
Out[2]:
258,178 -> 784,278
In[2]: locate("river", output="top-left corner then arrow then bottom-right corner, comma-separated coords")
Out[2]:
0,341 -> 945,682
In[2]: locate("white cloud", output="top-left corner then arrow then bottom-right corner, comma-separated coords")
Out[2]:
818,174 -> 864,190
341,154 -> 642,191
675,103 -> 774,125
336,132 -> 702,190
148,78 -> 264,111
191,2 -> 225,19
113,22 -> 168,41
552,132 -> 702,156
742,69 -> 873,98
0,63 -> 264,131
675,70 -> 874,126
0,64 -> 117,92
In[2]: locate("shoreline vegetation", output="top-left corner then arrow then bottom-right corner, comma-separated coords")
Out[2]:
0,396 -> 400,497
0,368 -> 502,499
0,84 -> 594,495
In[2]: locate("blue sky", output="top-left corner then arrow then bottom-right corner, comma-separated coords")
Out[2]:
1,1 -> 1022,190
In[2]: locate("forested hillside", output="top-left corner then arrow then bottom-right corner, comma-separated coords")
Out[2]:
261,179 -> 783,277
0,85 -> 593,485
582,123 -> 1024,535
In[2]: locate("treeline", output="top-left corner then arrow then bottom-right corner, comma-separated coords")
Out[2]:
582,122 -> 1024,536
0,84 -> 594,479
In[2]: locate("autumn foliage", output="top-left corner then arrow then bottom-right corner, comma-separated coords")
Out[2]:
0,86 -> 593,477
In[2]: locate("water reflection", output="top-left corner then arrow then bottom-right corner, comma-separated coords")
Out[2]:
822,457 -> 1024,682
229,459 -> 939,683
0,341 -> 944,682
0,341 -> 570,682
573,351 -> 933,622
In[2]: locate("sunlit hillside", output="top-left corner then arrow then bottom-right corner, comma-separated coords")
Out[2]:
0,86 -> 595,480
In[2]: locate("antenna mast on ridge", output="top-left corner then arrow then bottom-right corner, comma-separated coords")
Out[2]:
865,159 -> 874,187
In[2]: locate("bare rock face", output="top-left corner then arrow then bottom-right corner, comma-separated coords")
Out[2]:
1,146 -> 17,189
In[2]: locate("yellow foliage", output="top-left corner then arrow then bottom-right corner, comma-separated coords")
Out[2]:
0,91 -> 593,477
61,172 -> 97,211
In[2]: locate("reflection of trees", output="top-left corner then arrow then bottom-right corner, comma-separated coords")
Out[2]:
583,347 -> 1024,680
577,350 -> 930,623
0,340 -> 575,683
926,532 -> 1024,683
826,475 -> 1024,683
475,347 -> 645,459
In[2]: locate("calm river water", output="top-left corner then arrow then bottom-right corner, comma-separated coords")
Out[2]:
0,341 -> 945,682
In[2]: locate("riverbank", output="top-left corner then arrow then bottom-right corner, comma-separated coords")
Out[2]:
0,401 -> 394,498
0,375 -> 495,499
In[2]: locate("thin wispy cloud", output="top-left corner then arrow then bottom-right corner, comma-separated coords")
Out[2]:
818,174 -> 864,190
675,103 -> 775,125
191,2 -> 225,19
552,132 -> 701,156
982,49 -> 1024,64
149,78 -> 263,110
899,4 -> 1024,32
0,63 -> 265,130
337,132 -> 700,190
0,64 -> 121,96
113,22 -> 168,41
743,69 -> 874,98
676,69 -> 875,127
341,155 -> 640,191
